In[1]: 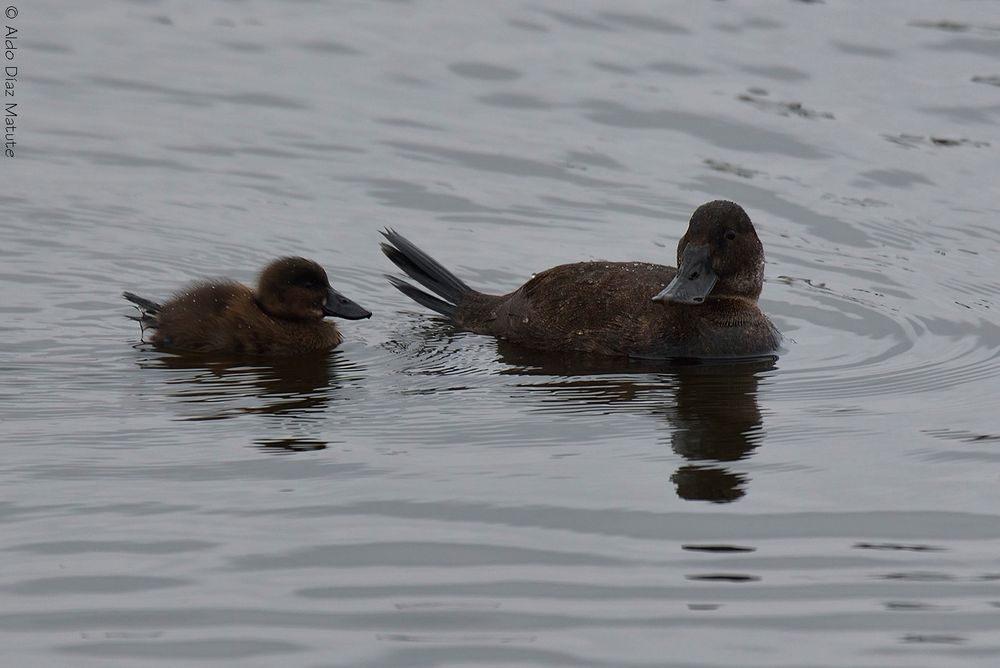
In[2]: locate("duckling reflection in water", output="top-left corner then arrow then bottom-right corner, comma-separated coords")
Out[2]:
382,200 -> 780,359
124,257 -> 371,355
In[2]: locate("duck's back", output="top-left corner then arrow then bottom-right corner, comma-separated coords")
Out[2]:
455,261 -> 672,355
455,261 -> 778,358
152,282 -> 340,355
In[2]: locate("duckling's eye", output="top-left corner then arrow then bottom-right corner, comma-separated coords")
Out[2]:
725,230 -> 737,241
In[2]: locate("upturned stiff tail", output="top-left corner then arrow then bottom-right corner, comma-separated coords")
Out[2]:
380,229 -> 473,319
122,291 -> 161,328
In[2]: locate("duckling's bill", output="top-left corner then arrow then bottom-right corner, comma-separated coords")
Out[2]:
323,287 -> 372,320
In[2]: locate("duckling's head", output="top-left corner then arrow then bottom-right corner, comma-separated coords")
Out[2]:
257,257 -> 372,321
653,200 -> 765,305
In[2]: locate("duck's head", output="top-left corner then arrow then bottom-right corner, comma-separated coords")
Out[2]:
652,200 -> 765,305
257,257 -> 372,321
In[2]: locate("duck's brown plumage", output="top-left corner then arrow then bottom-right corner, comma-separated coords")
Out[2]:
124,257 -> 371,356
381,200 -> 780,359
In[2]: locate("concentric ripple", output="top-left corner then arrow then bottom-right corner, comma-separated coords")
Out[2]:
766,272 -> 1000,403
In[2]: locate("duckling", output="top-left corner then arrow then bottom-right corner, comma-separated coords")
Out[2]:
381,200 -> 779,359
124,257 -> 371,355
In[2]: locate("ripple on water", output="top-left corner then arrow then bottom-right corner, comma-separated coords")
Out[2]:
770,274 -> 1000,402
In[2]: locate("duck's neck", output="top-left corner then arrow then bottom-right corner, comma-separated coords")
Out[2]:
699,295 -> 760,326
707,294 -> 758,306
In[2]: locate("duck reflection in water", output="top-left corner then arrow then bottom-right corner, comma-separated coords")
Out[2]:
496,341 -> 773,503
255,438 -> 328,454
134,350 -> 360,423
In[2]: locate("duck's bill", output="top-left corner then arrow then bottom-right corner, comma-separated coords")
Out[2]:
323,288 -> 372,319
651,243 -> 718,305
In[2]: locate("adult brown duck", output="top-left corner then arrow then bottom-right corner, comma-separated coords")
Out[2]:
124,257 -> 371,355
381,200 -> 780,359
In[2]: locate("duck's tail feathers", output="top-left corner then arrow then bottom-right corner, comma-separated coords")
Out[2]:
122,291 -> 161,328
380,229 -> 473,319
385,275 -> 456,318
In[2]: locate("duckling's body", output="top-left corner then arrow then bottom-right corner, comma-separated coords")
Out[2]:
124,257 -> 370,356
382,200 -> 780,360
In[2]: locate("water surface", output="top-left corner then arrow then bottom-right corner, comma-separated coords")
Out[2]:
4,1 -> 1000,666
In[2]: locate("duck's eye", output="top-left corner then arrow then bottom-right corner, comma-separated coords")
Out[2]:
298,279 -> 316,289
725,230 -> 737,241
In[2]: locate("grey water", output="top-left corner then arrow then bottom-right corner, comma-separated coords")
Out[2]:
3,0 -> 1000,666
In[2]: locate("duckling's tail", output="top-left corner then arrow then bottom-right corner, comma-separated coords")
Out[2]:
122,291 -> 161,328
380,229 -> 473,319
